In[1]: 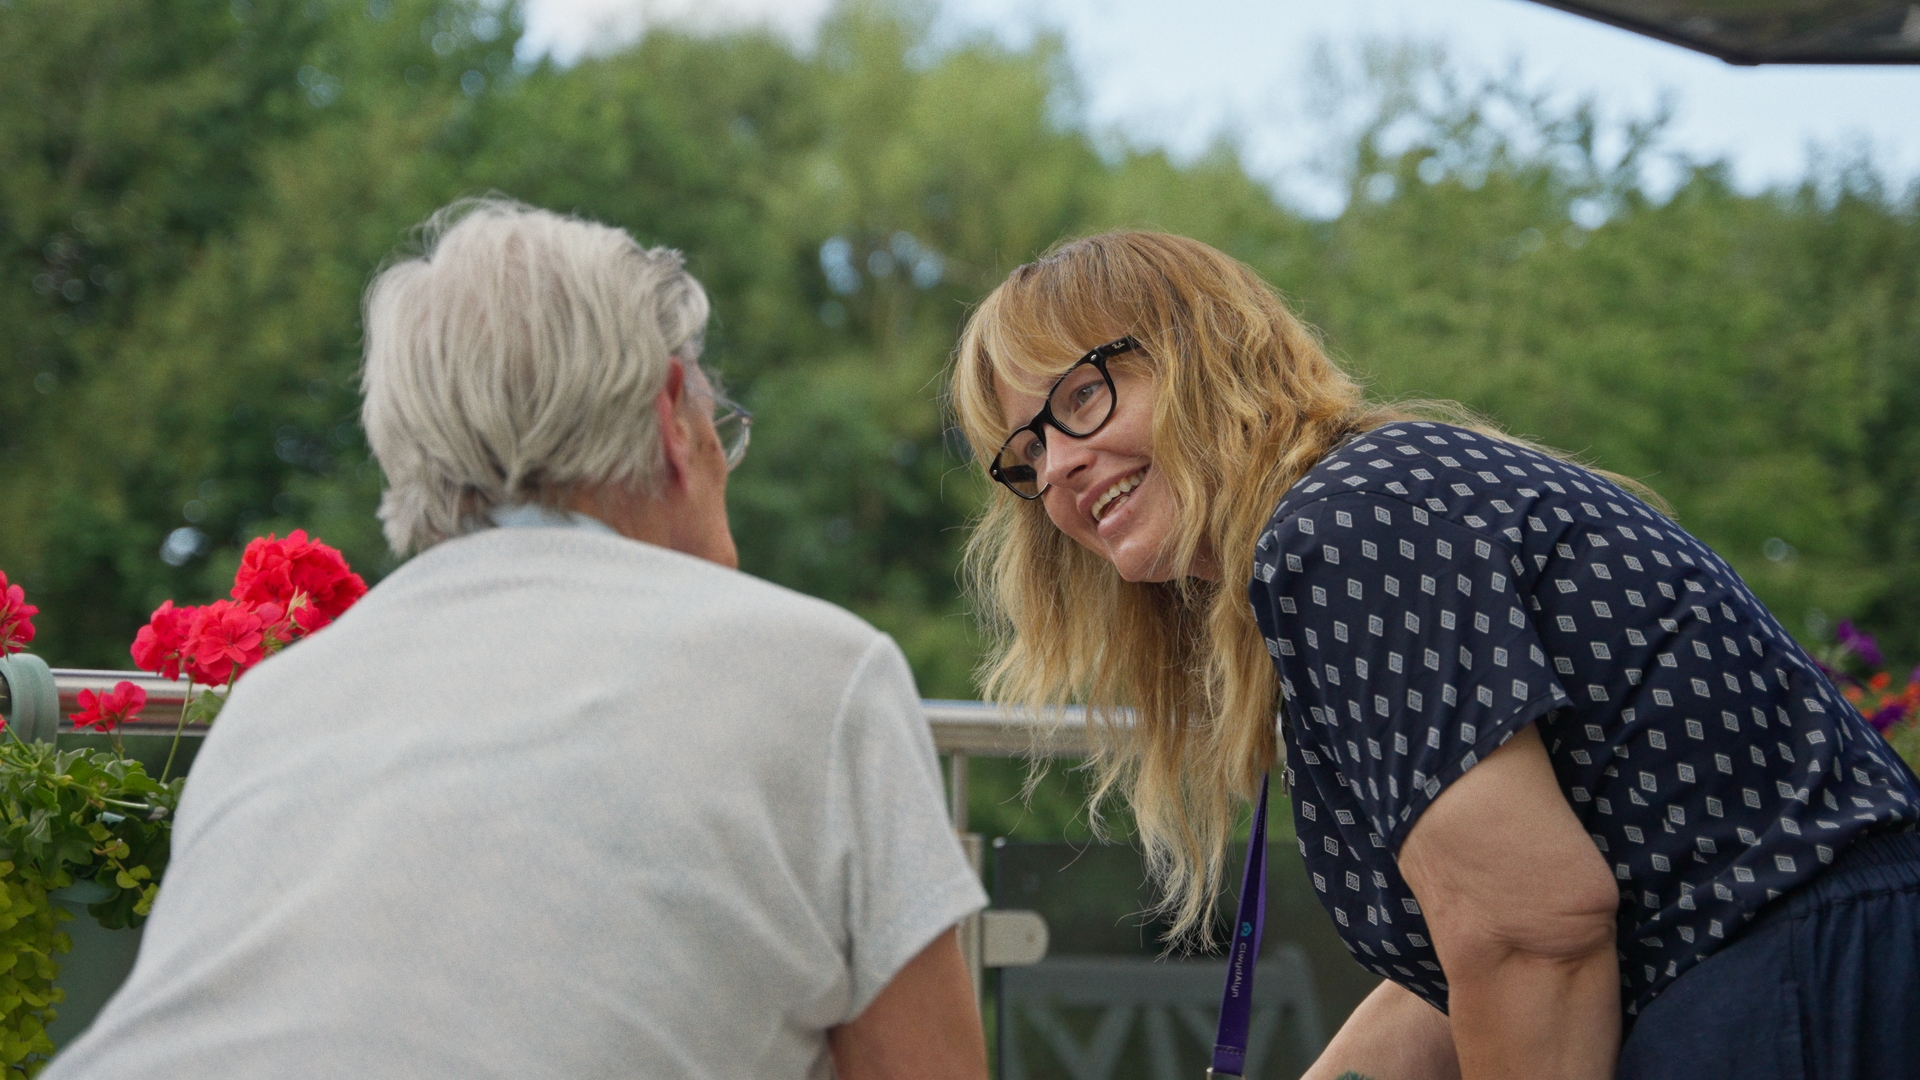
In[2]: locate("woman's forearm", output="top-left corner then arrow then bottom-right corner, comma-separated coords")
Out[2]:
1303,979 -> 1460,1080
1443,941 -> 1619,1080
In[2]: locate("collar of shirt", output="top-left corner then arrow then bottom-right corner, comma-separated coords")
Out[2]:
489,503 -> 621,539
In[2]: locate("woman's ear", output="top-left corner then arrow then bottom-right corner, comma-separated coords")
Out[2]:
653,358 -> 694,494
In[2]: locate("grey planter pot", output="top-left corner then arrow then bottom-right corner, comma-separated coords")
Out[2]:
45,881 -> 142,1050
37,729 -> 203,1050
0,657 -> 207,1053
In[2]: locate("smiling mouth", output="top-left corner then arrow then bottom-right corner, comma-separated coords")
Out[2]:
1091,467 -> 1149,523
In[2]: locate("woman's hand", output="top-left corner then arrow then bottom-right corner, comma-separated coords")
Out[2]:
1396,722 -> 1621,1080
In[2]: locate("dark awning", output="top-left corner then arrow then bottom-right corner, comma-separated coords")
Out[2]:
1524,1 -> 1920,64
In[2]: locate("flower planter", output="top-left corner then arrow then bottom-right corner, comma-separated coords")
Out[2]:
44,880 -> 138,1051
0,665 -> 206,1055
33,737 -> 188,1051
0,537 -> 361,1074
0,665 -> 206,1071
39,726 -> 210,1043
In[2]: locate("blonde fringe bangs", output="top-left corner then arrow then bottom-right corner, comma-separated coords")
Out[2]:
952,230 -> 1660,947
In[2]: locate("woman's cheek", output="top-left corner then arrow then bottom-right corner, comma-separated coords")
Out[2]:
1043,497 -> 1099,553
1043,499 -> 1079,541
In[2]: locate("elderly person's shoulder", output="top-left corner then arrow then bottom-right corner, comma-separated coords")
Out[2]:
203,521 -> 908,778
256,525 -> 896,702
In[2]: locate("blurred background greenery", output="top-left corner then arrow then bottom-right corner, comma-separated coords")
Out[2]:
3,0 -> 1916,825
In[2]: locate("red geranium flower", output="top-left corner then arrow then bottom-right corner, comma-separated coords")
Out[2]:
132,600 -> 196,681
232,530 -> 366,635
181,600 -> 267,686
72,681 -> 147,733
231,533 -> 299,607
252,602 -> 292,654
0,571 -> 38,657
288,547 -> 365,632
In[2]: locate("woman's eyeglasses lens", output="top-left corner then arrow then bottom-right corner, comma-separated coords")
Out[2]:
1050,365 -> 1113,432
993,432 -> 1045,497
990,360 -> 1116,498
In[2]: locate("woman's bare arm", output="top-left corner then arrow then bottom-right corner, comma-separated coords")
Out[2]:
1302,977 -> 1460,1080
1396,722 -> 1621,1080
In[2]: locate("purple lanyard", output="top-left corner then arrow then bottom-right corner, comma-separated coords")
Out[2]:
1208,772 -> 1270,1079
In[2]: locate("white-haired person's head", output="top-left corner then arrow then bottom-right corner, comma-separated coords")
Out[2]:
362,197 -> 740,564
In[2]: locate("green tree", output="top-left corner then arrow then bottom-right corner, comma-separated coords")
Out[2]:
3,0 -> 1914,702
1255,46 -> 1920,662
0,0 -> 520,665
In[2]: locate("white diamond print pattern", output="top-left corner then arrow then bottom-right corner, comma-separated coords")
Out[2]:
1248,422 -> 1919,1019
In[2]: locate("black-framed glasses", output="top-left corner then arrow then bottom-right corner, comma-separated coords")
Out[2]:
712,394 -> 753,471
988,337 -> 1136,499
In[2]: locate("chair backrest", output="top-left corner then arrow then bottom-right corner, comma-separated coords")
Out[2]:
998,949 -> 1325,1080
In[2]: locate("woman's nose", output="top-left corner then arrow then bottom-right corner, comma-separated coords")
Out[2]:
1039,432 -> 1096,490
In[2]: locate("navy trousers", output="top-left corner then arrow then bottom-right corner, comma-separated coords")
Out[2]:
1618,830 -> 1920,1080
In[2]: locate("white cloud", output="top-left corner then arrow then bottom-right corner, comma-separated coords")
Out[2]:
945,0 -> 1920,213
519,0 -> 1920,212
519,0 -> 835,62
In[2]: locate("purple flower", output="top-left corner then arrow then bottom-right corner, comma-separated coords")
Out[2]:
1869,702 -> 1909,733
1836,620 -> 1885,668
1817,657 -> 1870,693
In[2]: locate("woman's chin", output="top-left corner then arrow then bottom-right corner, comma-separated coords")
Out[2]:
1106,539 -> 1181,583
1093,499 -> 1182,582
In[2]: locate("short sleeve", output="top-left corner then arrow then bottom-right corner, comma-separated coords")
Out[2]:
828,635 -> 987,1018
1251,493 -> 1572,851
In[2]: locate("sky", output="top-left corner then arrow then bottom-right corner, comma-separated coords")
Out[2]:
518,0 -> 1920,216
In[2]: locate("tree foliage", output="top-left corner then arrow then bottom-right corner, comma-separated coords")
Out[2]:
3,0 -> 1915,714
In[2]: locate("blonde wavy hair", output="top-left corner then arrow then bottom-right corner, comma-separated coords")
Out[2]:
951,230 -> 1654,945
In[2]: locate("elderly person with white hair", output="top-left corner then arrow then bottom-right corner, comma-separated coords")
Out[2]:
46,199 -> 989,1080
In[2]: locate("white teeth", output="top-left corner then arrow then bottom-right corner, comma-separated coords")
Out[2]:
1092,469 -> 1147,522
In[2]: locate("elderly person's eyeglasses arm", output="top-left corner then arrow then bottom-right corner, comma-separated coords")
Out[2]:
563,357 -> 739,569
828,925 -> 988,1080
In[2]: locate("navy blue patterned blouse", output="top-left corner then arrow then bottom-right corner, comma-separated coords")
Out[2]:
1246,421 -> 1920,1019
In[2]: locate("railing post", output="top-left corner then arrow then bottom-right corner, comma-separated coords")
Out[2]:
949,750 -> 986,1005
0,654 -> 61,744
949,750 -> 969,833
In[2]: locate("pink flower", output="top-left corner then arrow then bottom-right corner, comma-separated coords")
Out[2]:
131,600 -> 195,681
72,682 -> 147,733
0,571 -> 38,657
181,600 -> 267,686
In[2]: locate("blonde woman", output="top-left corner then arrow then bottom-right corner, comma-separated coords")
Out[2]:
951,231 -> 1920,1080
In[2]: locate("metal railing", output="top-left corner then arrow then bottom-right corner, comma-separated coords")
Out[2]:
924,699 -> 1094,757
920,700 -> 1100,994
2,674 -> 1095,746
6,669 -> 1340,1077
0,670 -> 1081,993
0,667 -> 210,734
